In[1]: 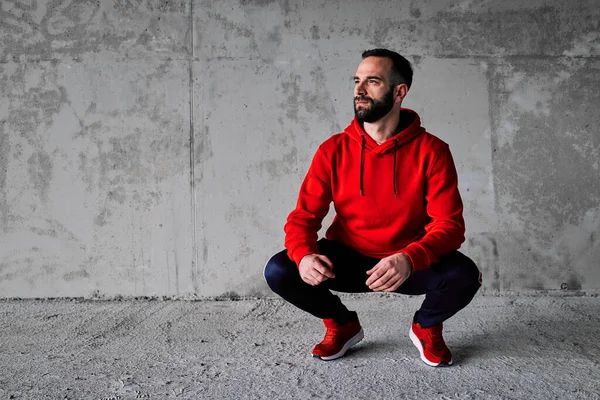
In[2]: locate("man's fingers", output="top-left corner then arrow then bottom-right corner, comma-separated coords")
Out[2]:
366,254 -> 411,291
368,270 -> 402,292
314,259 -> 335,278
301,273 -> 316,286
366,264 -> 378,275
301,269 -> 321,286
318,255 -> 334,270
365,264 -> 385,286
382,276 -> 402,292
366,273 -> 380,286
384,281 -> 402,292
366,260 -> 385,277
315,265 -> 335,279
317,257 -> 335,278
320,269 -> 335,279
365,273 -> 376,286
305,274 -> 322,286
373,277 -> 398,291
368,270 -> 395,291
302,266 -> 332,286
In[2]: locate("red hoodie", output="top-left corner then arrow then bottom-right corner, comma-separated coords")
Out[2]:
284,108 -> 465,271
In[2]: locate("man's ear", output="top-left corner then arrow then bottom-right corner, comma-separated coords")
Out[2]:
394,83 -> 408,104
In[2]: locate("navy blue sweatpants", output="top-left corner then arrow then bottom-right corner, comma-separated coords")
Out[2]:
264,238 -> 481,328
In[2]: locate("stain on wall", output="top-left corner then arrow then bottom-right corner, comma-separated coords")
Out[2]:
0,122 -> 9,233
27,151 -> 54,203
467,234 -> 501,292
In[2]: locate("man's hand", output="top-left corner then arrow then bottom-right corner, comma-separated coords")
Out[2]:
299,254 -> 335,286
366,253 -> 412,292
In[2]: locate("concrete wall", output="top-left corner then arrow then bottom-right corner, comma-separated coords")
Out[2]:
1,0 -> 598,298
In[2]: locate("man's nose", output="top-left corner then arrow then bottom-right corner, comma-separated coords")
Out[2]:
354,81 -> 366,96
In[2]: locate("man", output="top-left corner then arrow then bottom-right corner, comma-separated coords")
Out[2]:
264,49 -> 481,366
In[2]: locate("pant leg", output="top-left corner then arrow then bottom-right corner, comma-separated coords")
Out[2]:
395,251 -> 482,328
264,239 -> 378,322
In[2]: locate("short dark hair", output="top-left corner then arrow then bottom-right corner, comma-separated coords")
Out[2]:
361,49 -> 413,89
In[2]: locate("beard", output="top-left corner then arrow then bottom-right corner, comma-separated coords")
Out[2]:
354,87 -> 395,123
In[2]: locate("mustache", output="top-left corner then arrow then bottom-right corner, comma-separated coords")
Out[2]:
354,96 -> 373,103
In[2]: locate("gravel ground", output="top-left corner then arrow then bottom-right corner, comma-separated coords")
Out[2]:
0,294 -> 599,399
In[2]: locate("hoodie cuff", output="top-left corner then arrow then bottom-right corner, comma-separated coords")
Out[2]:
399,242 -> 432,272
288,245 -> 317,267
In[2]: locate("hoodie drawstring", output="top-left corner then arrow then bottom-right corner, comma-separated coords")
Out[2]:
360,135 -> 365,196
393,139 -> 398,200
360,136 -> 399,199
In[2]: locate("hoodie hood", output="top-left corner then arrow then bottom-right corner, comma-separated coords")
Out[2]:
343,108 -> 425,198
344,108 -> 425,154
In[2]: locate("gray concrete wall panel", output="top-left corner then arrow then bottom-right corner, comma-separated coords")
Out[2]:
0,57 -> 194,297
193,58 -> 341,296
490,58 -> 600,291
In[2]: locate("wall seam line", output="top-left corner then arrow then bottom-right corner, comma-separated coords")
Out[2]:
188,0 -> 199,295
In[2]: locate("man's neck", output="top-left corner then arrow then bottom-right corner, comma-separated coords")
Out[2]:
362,109 -> 401,144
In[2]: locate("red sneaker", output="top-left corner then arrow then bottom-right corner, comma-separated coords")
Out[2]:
409,320 -> 453,367
312,318 -> 364,361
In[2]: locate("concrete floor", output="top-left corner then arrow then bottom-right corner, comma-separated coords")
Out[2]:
1,294 -> 599,399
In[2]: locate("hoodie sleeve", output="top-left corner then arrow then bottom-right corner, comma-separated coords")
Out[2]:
284,145 -> 332,266
400,144 -> 465,271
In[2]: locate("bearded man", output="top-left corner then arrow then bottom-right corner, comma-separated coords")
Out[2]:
264,48 -> 482,366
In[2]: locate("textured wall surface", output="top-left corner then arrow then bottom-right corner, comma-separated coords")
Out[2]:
0,0 -> 598,298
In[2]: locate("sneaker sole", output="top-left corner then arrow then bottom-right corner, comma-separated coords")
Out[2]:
409,326 -> 453,367
313,328 -> 364,361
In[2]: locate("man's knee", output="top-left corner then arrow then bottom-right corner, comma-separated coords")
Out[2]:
264,250 -> 296,291
440,252 -> 481,290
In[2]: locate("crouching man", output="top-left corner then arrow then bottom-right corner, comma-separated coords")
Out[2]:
264,49 -> 481,366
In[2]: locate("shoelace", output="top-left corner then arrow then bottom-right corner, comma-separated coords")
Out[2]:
323,328 -> 340,344
428,325 -> 445,350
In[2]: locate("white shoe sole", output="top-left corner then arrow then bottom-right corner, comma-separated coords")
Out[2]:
313,328 -> 364,361
409,326 -> 453,367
